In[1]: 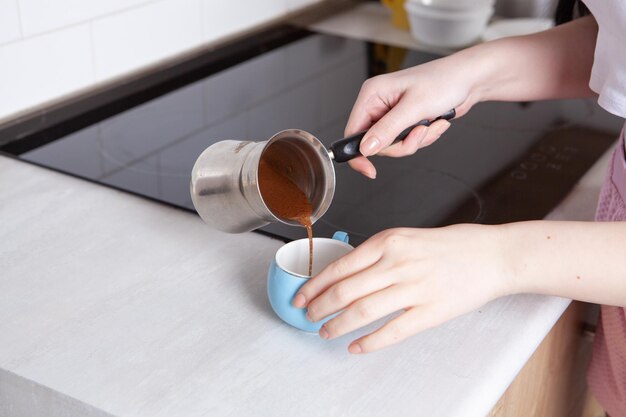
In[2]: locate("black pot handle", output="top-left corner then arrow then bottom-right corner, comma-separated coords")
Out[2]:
329,108 -> 456,163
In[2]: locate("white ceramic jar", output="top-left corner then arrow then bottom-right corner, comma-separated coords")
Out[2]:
405,1 -> 494,48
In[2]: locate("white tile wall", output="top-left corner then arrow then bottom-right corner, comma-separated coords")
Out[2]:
92,0 -> 203,82
286,0 -> 320,12
0,24 -> 93,118
18,0 -> 150,37
202,0 -> 287,42
0,0 -> 21,44
0,0 -> 323,122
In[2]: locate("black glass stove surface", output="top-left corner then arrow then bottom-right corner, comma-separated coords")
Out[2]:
2,26 -> 622,245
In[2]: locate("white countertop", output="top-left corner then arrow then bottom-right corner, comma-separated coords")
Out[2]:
0,144 -> 615,417
0,3 -> 620,417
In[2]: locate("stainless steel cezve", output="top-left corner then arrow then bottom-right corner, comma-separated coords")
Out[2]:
190,110 -> 455,233
190,129 -> 335,233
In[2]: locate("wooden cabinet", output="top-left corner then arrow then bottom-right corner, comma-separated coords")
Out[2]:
488,301 -> 602,417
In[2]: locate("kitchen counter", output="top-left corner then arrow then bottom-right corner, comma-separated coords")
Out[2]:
0,3 -> 621,416
0,141 -> 615,417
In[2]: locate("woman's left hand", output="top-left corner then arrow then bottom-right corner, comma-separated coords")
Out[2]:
292,224 -> 512,354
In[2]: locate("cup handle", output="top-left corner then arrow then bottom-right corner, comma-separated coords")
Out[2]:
332,231 -> 349,244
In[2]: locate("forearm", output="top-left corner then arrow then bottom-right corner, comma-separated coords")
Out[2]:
501,220 -> 626,306
449,15 -> 598,106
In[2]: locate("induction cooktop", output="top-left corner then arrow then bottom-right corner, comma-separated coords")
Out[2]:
1,25 -> 622,245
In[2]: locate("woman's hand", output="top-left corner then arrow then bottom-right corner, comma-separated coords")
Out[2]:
292,224 -> 512,354
346,55 -> 482,179
346,15 -> 599,179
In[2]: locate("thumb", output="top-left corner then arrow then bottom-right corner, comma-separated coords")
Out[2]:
359,99 -> 420,157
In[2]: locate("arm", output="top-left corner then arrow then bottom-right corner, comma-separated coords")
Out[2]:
347,15 -> 599,178
468,14 -> 598,103
293,221 -> 626,354
504,220 -> 626,306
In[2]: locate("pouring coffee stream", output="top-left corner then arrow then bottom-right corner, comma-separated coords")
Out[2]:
258,159 -> 314,276
190,109 -> 456,266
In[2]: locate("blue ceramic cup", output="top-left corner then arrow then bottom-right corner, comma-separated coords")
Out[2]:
267,231 -> 353,332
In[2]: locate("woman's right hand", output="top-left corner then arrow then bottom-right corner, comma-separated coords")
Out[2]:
347,14 -> 601,179
346,54 -> 483,178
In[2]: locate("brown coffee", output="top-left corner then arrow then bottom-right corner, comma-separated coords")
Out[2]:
258,159 -> 314,276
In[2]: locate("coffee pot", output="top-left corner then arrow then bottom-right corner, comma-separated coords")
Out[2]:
190,109 -> 455,233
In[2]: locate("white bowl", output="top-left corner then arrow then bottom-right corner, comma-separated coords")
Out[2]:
405,2 -> 494,48
408,0 -> 494,11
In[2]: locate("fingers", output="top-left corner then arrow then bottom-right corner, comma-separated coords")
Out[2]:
348,306 -> 441,354
344,77 -> 397,137
319,284 -> 417,340
344,76 -> 456,166
376,124 -> 428,158
358,99 -> 420,157
293,237 -> 384,308
418,119 -> 451,149
346,118 -> 451,174
305,259 -> 393,322
377,119 -> 451,158
347,156 -> 377,179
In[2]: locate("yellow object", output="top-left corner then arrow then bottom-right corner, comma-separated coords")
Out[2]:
381,0 -> 409,30
372,44 -> 408,73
